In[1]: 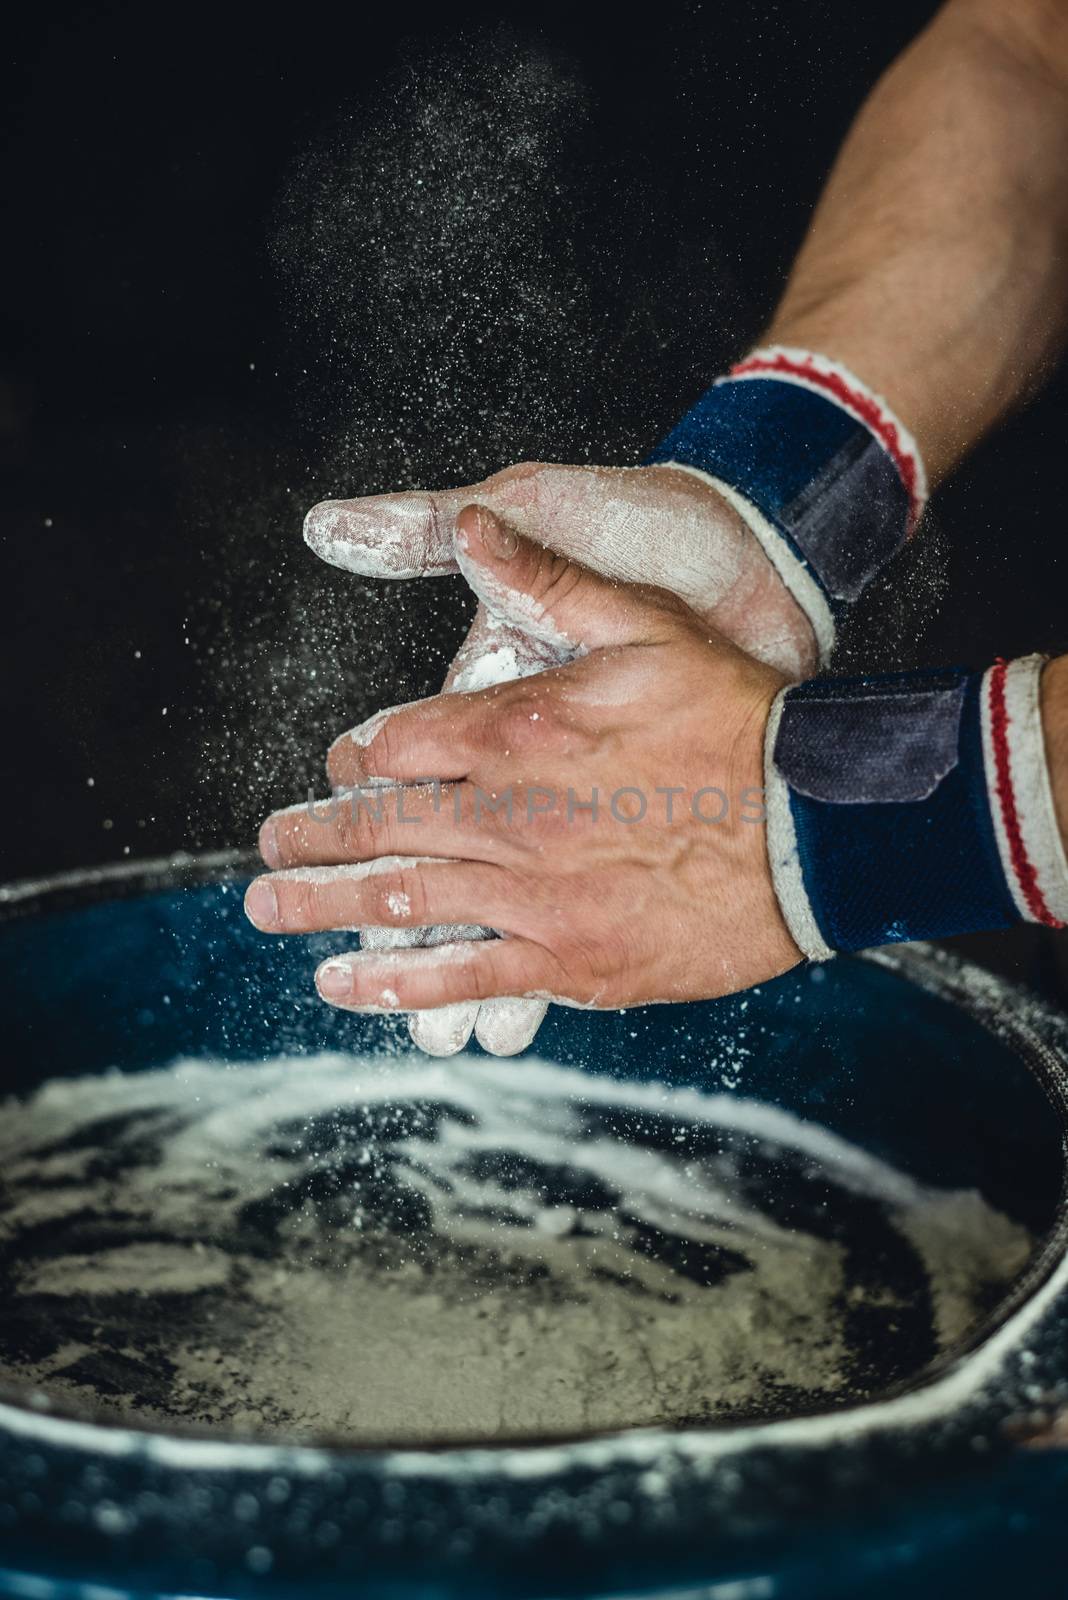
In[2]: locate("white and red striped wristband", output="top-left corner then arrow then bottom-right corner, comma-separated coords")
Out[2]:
981,656 -> 1068,929
648,345 -> 928,666
764,654 -> 1068,961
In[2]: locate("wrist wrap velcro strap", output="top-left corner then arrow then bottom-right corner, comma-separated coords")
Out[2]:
647,346 -> 927,666
765,654 -> 1068,960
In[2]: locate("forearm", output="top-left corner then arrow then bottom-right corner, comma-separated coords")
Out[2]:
645,2 -> 1068,665
767,0 -> 1068,485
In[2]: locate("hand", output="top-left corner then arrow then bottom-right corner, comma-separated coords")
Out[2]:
248,506 -> 801,1016
304,460 -> 817,678
302,461 -> 816,1054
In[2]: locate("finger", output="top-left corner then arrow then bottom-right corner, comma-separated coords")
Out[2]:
333,608 -> 565,1059
303,487 -> 473,579
407,921 -> 488,1055
453,505 -> 672,654
314,938 -> 562,1012
413,610 -> 564,1058
409,1001 -> 479,1056
326,613 -> 569,790
327,674 -> 580,792
257,784 -> 510,870
419,601 -> 566,1059
302,462 -> 593,584
363,925 -> 480,1053
326,697 -> 473,789
243,859 -> 537,940
474,995 -> 549,1057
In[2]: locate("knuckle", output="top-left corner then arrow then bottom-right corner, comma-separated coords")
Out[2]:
329,807 -> 360,856
483,460 -> 546,496
529,543 -> 577,605
368,715 -> 405,777
487,694 -> 555,755
379,865 -> 427,924
273,811 -> 312,864
281,877 -> 333,929
292,881 -> 321,925
333,803 -> 388,861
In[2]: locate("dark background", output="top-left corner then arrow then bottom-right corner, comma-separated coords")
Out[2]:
3,1 -> 1067,991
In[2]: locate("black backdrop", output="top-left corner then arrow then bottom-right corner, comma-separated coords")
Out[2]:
3,0 -> 1067,988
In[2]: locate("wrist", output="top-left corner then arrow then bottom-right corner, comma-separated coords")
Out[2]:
1040,654 -> 1068,850
763,313 -> 955,490
647,345 -> 927,667
765,654 -> 1068,959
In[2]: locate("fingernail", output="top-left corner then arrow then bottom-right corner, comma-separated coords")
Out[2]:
477,507 -> 518,560
317,960 -> 354,1001
244,879 -> 278,929
259,818 -> 282,868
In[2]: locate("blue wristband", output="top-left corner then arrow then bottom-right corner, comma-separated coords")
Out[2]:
647,347 -> 926,665
765,657 -> 1068,958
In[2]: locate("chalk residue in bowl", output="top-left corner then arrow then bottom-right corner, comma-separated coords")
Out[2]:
0,1054 -> 1031,1447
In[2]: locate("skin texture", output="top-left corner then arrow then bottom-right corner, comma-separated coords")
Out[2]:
248,506 -> 799,1014
767,0 -> 1068,485
304,462 -> 818,679
302,460 -> 816,1052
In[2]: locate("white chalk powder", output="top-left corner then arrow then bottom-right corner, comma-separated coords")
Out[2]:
0,1053 -> 1032,1447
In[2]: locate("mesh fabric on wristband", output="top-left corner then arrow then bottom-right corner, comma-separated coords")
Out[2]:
764,655 -> 1068,961
646,346 -> 927,666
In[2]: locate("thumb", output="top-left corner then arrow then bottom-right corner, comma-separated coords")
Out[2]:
453,505 -> 662,654
304,486 -> 478,580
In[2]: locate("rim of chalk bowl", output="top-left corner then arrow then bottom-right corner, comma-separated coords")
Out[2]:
0,852 -> 1067,1600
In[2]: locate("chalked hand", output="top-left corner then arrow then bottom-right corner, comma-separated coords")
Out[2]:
303,461 -> 817,676
303,461 -> 816,1056
251,505 -> 799,1015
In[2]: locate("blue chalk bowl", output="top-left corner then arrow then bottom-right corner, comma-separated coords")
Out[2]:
2,852 -> 1068,1600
